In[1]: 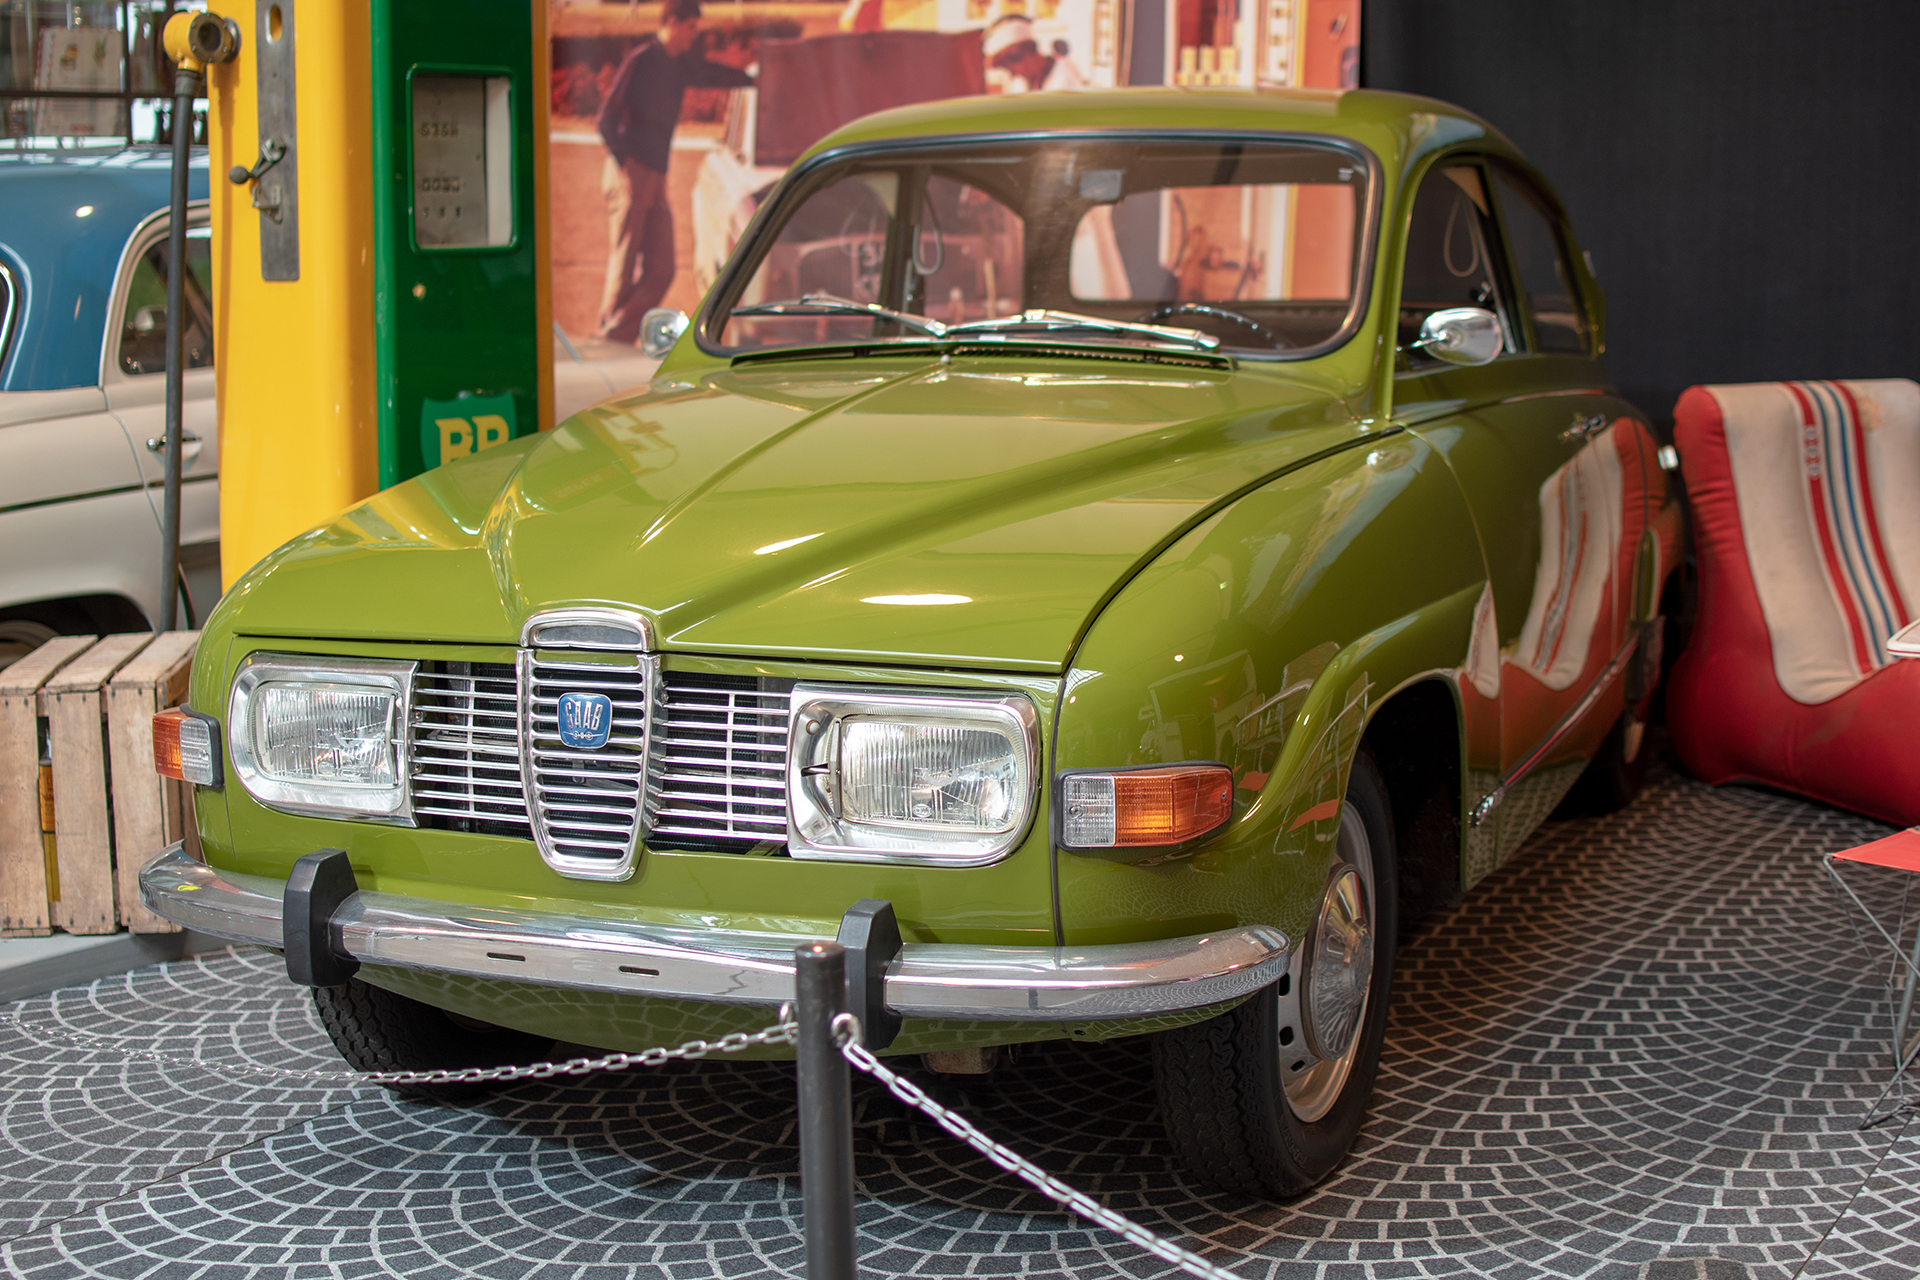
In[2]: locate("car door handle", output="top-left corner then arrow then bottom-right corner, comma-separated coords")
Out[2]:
147,433 -> 203,463
1559,413 -> 1606,442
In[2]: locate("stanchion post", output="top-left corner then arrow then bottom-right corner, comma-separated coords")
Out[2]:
795,941 -> 857,1280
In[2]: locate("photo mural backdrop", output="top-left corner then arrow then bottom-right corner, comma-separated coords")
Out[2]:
548,0 -> 1359,356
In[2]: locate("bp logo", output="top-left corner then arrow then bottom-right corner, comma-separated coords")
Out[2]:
420,391 -> 518,469
556,692 -> 613,750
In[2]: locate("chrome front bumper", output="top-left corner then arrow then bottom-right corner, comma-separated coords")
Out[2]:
140,844 -> 1288,1022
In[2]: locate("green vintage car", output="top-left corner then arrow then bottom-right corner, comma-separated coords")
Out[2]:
144,87 -> 1682,1198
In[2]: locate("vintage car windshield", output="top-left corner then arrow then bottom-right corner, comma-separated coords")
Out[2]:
710,135 -> 1371,357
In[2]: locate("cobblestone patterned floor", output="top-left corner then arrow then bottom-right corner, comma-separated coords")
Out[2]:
2,766 -> 1916,1280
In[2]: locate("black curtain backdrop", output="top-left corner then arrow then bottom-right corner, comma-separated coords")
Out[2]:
1362,1 -> 1920,427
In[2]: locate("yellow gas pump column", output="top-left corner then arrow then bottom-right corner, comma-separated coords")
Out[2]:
199,2 -> 379,589
198,1 -> 553,588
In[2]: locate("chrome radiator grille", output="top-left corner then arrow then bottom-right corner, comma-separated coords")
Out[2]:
411,664 -> 791,861
411,662 -> 529,837
522,654 -> 655,877
649,674 -> 791,851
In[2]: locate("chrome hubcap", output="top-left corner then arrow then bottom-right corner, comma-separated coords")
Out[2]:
1303,865 -> 1373,1060
1281,801 -> 1375,1123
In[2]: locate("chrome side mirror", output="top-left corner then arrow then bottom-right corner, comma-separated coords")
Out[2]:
1411,307 -> 1503,366
639,307 -> 689,359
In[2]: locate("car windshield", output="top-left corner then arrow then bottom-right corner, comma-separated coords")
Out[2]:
710,135 -> 1371,357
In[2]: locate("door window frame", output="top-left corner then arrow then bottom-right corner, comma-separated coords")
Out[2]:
1392,153 -> 1527,374
1482,158 -> 1594,359
100,200 -> 214,388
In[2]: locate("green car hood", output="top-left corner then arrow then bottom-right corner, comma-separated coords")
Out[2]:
232,355 -> 1363,673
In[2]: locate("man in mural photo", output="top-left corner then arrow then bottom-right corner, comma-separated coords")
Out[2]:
982,14 -> 1085,93
594,0 -> 754,345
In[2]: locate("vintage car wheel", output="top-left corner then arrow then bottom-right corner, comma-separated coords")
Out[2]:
1150,750 -> 1397,1199
312,977 -> 551,1100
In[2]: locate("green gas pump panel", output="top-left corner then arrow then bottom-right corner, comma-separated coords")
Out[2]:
371,0 -> 539,488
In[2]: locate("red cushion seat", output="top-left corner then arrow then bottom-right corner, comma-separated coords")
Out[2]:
1667,379 -> 1920,826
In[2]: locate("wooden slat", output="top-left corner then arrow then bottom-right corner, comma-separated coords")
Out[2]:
44,633 -> 153,936
0,637 -> 98,937
107,631 -> 200,933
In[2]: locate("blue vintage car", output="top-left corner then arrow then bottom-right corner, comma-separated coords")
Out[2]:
0,149 -> 217,664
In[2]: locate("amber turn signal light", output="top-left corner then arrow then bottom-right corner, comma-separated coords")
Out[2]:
1058,764 -> 1234,849
153,707 -> 222,787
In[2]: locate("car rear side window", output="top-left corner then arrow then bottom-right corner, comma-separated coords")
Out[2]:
118,226 -> 214,376
1397,162 -> 1520,368
1490,166 -> 1589,355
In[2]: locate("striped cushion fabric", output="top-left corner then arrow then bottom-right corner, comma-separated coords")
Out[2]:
1668,377 -> 1920,826
1713,379 -> 1919,703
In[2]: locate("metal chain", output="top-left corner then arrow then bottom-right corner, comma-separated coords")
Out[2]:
831,1012 -> 1247,1280
23,997 -> 1247,1276
2,1007 -> 797,1088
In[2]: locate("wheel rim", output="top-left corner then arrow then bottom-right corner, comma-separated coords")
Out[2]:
1282,801 -> 1375,1124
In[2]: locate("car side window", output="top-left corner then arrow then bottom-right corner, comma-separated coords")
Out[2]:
1397,162 -> 1520,370
1489,166 -> 1589,355
118,226 -> 215,376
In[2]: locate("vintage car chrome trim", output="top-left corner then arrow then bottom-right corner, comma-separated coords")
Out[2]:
1470,634 -> 1640,828
518,606 -> 655,653
139,844 -> 1288,1021
786,686 -> 1040,867
517,645 -> 659,883
226,653 -> 418,825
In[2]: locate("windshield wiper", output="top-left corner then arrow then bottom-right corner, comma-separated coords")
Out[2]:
729,294 -> 948,338
946,309 -> 1221,351
728,297 -> 1223,356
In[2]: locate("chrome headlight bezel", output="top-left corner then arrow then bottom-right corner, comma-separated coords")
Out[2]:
786,685 -> 1040,867
227,654 -> 418,824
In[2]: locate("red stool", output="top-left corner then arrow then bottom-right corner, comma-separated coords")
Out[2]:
1826,827 -> 1920,1127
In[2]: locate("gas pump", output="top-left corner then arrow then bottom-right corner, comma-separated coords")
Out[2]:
199,1 -> 550,588
370,1 -> 551,489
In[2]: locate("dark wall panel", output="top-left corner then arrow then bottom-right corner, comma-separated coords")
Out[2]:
1363,1 -> 1919,423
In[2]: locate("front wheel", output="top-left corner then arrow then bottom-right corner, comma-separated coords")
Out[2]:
313,977 -> 552,1100
1151,749 -> 1398,1198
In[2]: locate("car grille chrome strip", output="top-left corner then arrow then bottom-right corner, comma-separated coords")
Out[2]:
518,650 -> 659,881
648,678 -> 790,849
411,664 -> 531,835
409,663 -> 791,867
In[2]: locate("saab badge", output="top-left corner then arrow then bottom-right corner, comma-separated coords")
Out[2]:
556,692 -> 613,750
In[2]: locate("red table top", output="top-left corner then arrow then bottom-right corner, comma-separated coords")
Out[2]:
1832,827 -> 1920,874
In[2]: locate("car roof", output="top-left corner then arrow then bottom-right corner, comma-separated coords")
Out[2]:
793,86 -> 1512,175
0,149 -> 209,392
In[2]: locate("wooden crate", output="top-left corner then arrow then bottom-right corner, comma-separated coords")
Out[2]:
0,631 -> 202,938
44,634 -> 157,934
106,632 -> 201,933
0,636 -> 96,937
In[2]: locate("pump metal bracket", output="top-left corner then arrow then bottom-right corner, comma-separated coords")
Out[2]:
252,0 -> 299,279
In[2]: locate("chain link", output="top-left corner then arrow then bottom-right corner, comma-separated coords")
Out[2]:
831,1012 -> 1247,1280
2,1007 -> 797,1087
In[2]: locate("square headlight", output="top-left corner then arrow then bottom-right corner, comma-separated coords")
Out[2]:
787,686 -> 1038,866
228,654 -> 417,823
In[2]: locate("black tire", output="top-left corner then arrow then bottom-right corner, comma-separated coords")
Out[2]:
1552,709 -> 1652,818
1151,749 -> 1398,1199
312,977 -> 552,1100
